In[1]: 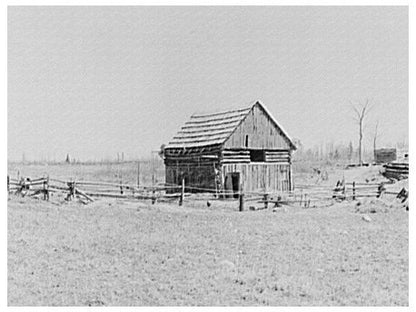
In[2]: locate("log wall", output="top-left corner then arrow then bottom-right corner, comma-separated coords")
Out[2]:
220,149 -> 291,164
164,152 -> 219,191
165,162 -> 217,191
165,148 -> 293,194
264,150 -> 291,163
220,149 -> 250,164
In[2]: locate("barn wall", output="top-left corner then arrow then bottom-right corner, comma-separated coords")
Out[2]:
224,104 -> 291,150
264,150 -> 291,163
220,149 -> 250,164
165,161 -> 217,191
220,149 -> 291,164
222,163 -> 292,193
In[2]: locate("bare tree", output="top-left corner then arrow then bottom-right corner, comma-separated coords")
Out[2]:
351,99 -> 373,165
348,141 -> 353,162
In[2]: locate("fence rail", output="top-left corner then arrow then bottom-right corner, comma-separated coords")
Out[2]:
7,174 -> 403,211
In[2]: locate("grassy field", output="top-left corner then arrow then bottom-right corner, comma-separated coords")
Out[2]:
7,162 -> 408,306
7,160 -> 165,186
8,194 -> 408,306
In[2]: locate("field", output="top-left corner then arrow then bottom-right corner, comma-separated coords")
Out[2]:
7,162 -> 409,306
7,160 -> 165,186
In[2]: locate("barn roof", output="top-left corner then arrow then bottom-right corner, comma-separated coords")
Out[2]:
165,101 -> 296,150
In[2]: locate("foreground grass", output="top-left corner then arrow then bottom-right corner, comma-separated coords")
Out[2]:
8,197 -> 408,306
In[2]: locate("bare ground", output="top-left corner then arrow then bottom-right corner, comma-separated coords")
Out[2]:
8,195 -> 408,306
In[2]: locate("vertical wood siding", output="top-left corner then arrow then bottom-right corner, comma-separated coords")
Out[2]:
222,163 -> 291,193
224,104 -> 291,150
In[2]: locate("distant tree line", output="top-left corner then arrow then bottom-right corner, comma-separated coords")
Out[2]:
292,139 -> 384,164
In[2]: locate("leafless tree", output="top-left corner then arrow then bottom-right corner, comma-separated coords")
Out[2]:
351,99 -> 373,165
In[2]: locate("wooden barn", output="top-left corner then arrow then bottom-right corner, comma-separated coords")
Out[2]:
163,101 -> 297,196
374,148 -> 397,164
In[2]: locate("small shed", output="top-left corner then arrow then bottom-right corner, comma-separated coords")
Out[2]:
375,148 -> 397,164
163,101 -> 297,196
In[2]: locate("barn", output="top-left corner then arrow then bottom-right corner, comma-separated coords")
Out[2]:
163,101 -> 297,196
374,148 -> 397,164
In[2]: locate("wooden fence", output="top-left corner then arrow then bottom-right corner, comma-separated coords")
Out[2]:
7,174 -> 401,211
332,180 -> 385,201
382,162 -> 409,181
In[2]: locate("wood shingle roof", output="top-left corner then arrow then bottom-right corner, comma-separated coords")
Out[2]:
165,101 -> 296,150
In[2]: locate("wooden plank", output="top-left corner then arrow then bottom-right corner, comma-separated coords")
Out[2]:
222,154 -> 250,159
221,160 -> 251,164
49,178 -> 67,184
28,177 -> 48,183
221,156 -> 250,160
48,185 -> 69,191
23,180 -> 47,186
75,188 -> 94,202
75,180 -> 138,189
165,145 -> 221,157
82,191 -> 132,199
222,150 -> 250,155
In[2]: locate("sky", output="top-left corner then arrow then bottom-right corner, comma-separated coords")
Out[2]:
8,6 -> 408,161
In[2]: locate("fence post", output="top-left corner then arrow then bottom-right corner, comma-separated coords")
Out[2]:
43,177 -> 45,200
263,193 -> 268,210
67,181 -> 72,201
46,175 -> 50,200
119,172 -> 123,195
352,181 -> 356,200
67,180 -> 76,201
73,181 -> 76,200
239,193 -> 244,212
17,177 -> 23,195
377,183 -> 383,198
342,180 -> 346,200
179,178 -> 185,206
43,176 -> 49,201
151,189 -> 156,204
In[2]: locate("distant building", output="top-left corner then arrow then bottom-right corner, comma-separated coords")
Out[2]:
374,148 -> 397,164
163,101 -> 297,196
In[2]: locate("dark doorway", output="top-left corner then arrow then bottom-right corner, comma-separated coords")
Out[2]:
225,172 -> 240,198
